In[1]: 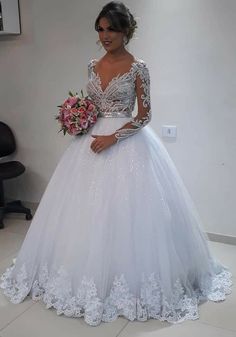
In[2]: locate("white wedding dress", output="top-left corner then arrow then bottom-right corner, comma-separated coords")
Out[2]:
0,58 -> 232,326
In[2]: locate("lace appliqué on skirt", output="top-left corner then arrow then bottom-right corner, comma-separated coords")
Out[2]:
0,261 -> 232,327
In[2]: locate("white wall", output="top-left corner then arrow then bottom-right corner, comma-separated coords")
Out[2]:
0,0 -> 235,237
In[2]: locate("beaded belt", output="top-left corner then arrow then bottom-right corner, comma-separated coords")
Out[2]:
98,111 -> 132,118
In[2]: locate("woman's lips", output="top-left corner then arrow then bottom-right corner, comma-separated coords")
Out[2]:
103,41 -> 112,46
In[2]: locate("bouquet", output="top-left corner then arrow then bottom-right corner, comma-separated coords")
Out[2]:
55,90 -> 97,136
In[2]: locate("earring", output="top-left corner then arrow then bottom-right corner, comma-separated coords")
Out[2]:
96,39 -> 101,46
123,36 -> 128,45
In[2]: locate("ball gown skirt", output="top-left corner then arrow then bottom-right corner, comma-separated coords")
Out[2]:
0,117 -> 232,326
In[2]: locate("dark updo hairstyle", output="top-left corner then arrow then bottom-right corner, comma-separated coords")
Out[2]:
95,1 -> 137,45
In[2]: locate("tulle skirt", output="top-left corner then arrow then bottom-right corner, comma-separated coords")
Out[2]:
0,117 -> 232,326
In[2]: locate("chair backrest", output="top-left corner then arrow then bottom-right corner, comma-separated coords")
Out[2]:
0,122 -> 16,157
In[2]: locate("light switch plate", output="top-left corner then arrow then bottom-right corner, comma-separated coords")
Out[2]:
162,125 -> 177,138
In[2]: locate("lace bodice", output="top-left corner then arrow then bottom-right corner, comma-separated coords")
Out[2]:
86,58 -> 152,142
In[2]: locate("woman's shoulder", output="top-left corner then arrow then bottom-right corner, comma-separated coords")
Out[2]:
88,58 -> 98,68
87,59 -> 99,77
134,57 -> 149,68
133,58 -> 150,77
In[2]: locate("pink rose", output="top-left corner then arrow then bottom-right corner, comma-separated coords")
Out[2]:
71,107 -> 79,115
87,104 -> 95,112
81,120 -> 88,129
67,96 -> 78,107
78,106 -> 86,113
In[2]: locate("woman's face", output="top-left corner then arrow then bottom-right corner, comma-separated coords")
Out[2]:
97,17 -> 125,52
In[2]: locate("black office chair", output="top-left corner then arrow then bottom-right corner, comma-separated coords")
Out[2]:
0,121 -> 33,229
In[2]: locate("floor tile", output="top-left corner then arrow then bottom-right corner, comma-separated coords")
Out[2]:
0,293 -> 35,331
119,319 -> 236,337
0,253 -> 17,275
0,301 -> 129,337
0,232 -> 24,260
2,218 -> 31,236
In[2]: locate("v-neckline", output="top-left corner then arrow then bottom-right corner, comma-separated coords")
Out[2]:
91,59 -> 138,93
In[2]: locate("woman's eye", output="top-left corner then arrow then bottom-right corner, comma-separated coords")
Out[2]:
97,27 -> 116,32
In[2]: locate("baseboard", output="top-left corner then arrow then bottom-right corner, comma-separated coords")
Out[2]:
206,232 -> 236,246
4,199 -> 236,246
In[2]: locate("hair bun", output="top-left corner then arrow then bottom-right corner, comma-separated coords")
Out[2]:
127,10 -> 137,41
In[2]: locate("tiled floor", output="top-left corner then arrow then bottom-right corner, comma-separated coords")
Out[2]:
0,217 -> 235,337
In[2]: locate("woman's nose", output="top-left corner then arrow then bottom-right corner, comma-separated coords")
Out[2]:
103,30 -> 110,38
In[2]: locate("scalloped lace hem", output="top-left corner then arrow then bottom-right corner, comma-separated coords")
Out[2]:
0,262 -> 232,326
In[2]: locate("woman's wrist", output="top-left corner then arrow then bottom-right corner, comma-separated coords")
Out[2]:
110,133 -> 119,144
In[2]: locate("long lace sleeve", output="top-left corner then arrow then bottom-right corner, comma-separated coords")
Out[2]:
113,62 -> 151,142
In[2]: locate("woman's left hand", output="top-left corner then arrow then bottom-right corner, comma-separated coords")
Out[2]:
90,134 -> 117,153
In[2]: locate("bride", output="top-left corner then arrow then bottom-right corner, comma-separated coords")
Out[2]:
0,0 -> 232,327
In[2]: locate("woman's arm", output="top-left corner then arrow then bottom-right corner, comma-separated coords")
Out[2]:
112,61 -> 152,143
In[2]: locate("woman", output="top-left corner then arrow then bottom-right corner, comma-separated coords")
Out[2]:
0,1 -> 232,327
